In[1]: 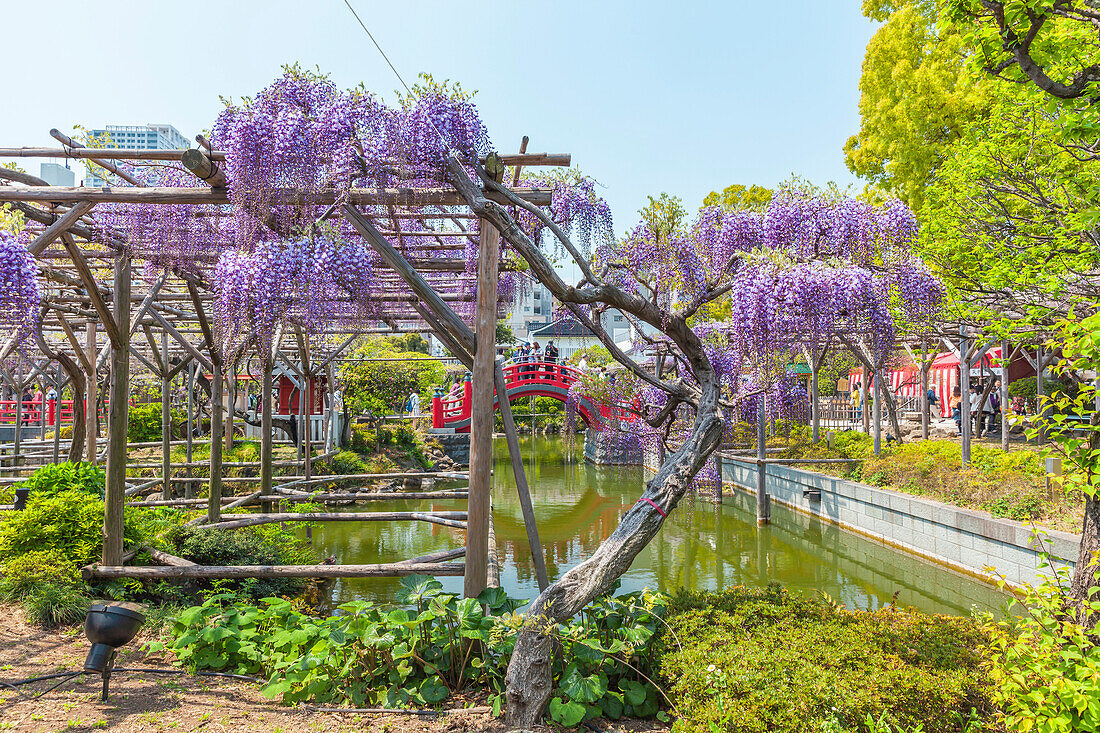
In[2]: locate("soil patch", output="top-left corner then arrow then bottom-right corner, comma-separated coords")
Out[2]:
0,605 -> 667,733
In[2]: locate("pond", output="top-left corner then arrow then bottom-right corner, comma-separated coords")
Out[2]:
309,436 -> 1011,616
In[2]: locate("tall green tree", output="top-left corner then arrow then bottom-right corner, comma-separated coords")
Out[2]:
701,183 -> 772,211
845,1 -> 988,211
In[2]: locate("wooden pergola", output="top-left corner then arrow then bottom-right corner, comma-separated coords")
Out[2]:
0,132 -> 563,595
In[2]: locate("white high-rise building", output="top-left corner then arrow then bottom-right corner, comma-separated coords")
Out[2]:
85,124 -> 191,186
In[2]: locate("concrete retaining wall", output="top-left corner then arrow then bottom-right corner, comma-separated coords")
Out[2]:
720,458 -> 1079,588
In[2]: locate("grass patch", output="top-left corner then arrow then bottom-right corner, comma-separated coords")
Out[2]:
763,426 -> 1078,532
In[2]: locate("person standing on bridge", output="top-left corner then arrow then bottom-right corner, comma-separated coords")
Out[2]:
531,342 -> 543,377
544,340 -> 558,377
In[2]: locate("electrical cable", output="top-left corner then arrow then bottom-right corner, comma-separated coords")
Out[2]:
0,666 -> 266,710
341,0 -> 452,152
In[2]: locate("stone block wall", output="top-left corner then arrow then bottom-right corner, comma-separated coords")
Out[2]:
721,458 -> 1079,588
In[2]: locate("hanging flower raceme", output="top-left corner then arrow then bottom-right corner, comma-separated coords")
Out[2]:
0,231 -> 41,346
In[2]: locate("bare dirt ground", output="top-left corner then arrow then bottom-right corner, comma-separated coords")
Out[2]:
0,605 -> 669,733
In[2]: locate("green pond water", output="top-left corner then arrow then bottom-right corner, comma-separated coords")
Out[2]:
309,436 -> 1011,616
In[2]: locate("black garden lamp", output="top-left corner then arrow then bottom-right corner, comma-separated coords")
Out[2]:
13,486 -> 30,510
84,602 -> 145,700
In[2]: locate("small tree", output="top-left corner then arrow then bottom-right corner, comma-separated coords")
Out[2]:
1035,313 -> 1100,615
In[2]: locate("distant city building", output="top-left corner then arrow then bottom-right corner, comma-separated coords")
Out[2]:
84,124 -> 190,186
506,281 -> 556,341
39,162 -> 74,187
530,308 -> 646,360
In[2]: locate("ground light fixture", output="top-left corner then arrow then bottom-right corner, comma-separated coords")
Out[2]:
83,602 -> 145,700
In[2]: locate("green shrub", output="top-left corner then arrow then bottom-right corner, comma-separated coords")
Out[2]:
163,524 -> 316,599
128,402 -> 185,443
23,582 -> 91,627
982,563 -> 1100,732
18,461 -> 105,498
0,549 -> 78,600
655,585 -> 994,733
326,450 -> 369,475
0,490 -> 145,568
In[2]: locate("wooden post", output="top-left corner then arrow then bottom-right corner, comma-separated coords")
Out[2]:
224,368 -> 235,452
13,363 -> 22,468
102,252 -> 130,566
873,369 -> 883,456
208,361 -> 224,524
161,330 -> 172,499
1001,340 -> 1011,452
810,350 -> 821,443
185,362 -> 195,499
1036,344 -> 1046,445
919,356 -> 931,441
85,321 -> 97,462
756,397 -> 768,525
860,367 -> 870,434
261,358 -> 274,503
960,329 -> 971,465
465,211 -> 501,597
301,372 -> 312,480
52,364 -> 62,464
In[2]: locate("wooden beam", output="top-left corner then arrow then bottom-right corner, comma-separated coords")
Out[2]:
5,143 -> 221,162
26,201 -> 95,257
181,148 -> 227,187
83,562 -> 466,580
59,233 -> 122,349
0,186 -> 553,206
148,310 -> 215,373
48,130 -> 144,186
56,313 -> 93,374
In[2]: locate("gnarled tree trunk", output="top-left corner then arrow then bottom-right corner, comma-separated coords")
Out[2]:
504,392 -> 724,727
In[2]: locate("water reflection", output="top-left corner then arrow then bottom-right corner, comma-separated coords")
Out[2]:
312,436 -> 1010,616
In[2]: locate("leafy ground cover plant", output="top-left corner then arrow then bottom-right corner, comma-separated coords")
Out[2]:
158,576 -> 668,719
17,461 -> 105,498
654,585 -> 995,733
982,560 -> 1100,733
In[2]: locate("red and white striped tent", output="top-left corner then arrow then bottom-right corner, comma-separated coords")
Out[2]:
848,348 -> 1004,418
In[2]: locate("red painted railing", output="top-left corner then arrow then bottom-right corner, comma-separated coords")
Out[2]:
431,360 -> 637,431
0,399 -> 107,426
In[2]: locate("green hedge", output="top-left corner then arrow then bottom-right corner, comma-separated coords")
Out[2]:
655,585 -> 994,733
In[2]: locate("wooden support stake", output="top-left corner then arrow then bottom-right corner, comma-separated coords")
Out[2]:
960,328 -> 972,465
208,361 -> 224,523
261,358 -> 274,503
161,329 -> 172,499
85,321 -> 98,462
493,360 -> 549,591
102,252 -> 130,566
465,208 -> 500,598
59,233 -> 122,349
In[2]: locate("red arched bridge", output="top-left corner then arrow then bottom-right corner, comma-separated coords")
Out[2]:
431,360 -> 636,433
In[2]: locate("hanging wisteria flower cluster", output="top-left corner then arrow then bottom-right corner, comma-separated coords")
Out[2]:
564,191 -> 940,471
0,231 -> 41,346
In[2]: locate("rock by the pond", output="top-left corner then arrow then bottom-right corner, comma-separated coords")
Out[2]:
403,476 -> 423,490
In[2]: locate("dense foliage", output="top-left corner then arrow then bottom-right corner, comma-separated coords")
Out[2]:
127,402 -> 185,443
983,564 -> 1100,733
340,336 -> 445,416
657,585 -> 994,733
157,576 -> 667,720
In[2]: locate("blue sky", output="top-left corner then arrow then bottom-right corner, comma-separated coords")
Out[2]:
3,1 -> 875,231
